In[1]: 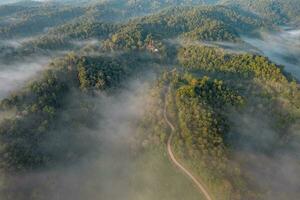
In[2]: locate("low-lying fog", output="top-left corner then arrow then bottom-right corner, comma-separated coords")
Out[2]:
243,28 -> 300,80
0,58 -> 49,100
1,76 -> 201,200
0,35 -> 82,101
230,109 -> 300,200
227,27 -> 300,200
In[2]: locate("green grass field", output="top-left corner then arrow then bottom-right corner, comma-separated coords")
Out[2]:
128,147 -> 204,200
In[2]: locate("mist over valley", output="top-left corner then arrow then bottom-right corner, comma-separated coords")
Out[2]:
0,1 -> 300,200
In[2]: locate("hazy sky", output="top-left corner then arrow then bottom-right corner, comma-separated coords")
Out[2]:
0,0 -> 55,5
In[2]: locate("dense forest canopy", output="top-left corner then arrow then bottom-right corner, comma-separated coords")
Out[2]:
0,0 -> 299,200
223,0 -> 300,24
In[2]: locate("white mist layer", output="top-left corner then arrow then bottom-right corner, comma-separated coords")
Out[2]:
242,28 -> 300,79
231,112 -> 300,200
1,76 -> 201,200
0,58 -> 49,100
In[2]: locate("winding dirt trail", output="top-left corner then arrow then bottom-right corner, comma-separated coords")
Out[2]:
164,91 -> 213,200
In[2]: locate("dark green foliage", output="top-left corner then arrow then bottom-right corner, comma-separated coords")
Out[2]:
177,76 -> 244,108
0,1 -> 299,199
76,56 -> 129,91
0,20 -> 118,59
0,6 -> 85,38
225,0 -> 300,24
0,52 -> 138,172
182,20 -> 239,41
48,20 -> 118,40
178,45 -> 287,82
104,6 -> 263,51
0,70 -> 69,171
26,36 -> 72,50
154,71 -> 260,199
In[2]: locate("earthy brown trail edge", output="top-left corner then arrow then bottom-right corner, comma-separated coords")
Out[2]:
164,88 -> 213,200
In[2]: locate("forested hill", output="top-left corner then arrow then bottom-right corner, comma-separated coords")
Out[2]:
0,1 -> 300,200
102,6 -> 264,51
0,4 -> 86,38
0,5 -> 265,62
223,0 -> 300,24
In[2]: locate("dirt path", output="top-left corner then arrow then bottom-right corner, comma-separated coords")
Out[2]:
164,91 -> 213,200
